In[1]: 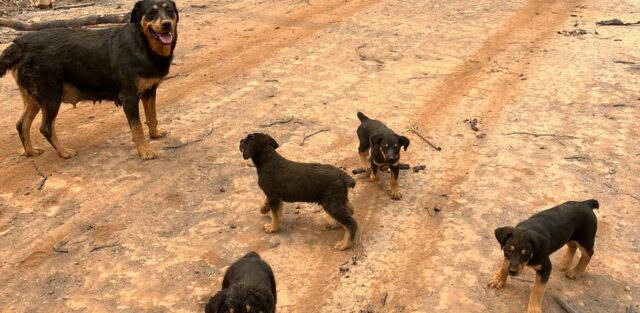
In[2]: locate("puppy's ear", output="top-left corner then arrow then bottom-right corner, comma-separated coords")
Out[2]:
130,1 -> 144,23
265,136 -> 279,150
371,134 -> 383,146
494,226 -> 514,247
169,1 -> 179,22
204,292 -> 226,313
398,135 -> 410,151
242,142 -> 257,160
527,230 -> 548,255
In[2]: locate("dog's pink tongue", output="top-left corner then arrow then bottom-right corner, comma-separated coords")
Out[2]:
158,32 -> 173,45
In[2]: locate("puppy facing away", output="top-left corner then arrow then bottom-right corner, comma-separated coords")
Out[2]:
487,199 -> 599,313
356,112 -> 410,200
0,0 -> 179,159
205,252 -> 276,313
239,133 -> 357,250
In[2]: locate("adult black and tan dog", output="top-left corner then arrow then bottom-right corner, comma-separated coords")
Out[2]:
240,133 -> 357,250
0,0 -> 178,159
205,252 -> 276,313
487,199 -> 599,313
356,112 -> 410,200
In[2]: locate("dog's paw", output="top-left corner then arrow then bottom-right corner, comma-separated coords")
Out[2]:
260,205 -> 270,215
137,146 -> 158,160
558,264 -> 571,272
263,223 -> 279,234
23,147 -> 44,157
334,240 -> 353,251
527,305 -> 542,313
150,129 -> 168,139
565,269 -> 583,280
487,277 -> 506,290
369,173 -> 379,182
324,222 -> 341,230
57,148 -> 77,159
390,191 -> 403,200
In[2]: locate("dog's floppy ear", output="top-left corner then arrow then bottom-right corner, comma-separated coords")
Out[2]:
242,141 -> 257,160
370,134 -> 383,146
494,226 -> 514,247
265,135 -> 279,150
130,1 -> 144,23
527,230 -> 548,255
169,1 -> 179,22
398,135 -> 410,151
204,292 -> 226,313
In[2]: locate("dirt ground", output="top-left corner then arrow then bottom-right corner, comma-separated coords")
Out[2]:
0,0 -> 639,312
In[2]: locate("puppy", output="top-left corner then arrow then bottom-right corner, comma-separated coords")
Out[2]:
205,252 -> 276,313
356,112 -> 410,200
0,0 -> 178,159
240,133 -> 357,250
488,199 -> 599,313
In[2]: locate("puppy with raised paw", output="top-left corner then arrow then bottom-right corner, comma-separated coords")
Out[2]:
356,112 -> 410,200
205,252 -> 276,313
488,199 -> 599,313
240,133 -> 357,250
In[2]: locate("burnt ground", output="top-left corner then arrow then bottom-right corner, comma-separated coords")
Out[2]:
0,0 -> 639,312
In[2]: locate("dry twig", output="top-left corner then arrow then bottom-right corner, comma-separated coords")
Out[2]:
355,44 -> 384,64
299,128 -> 329,146
31,161 -> 47,191
505,132 -> 578,139
164,125 -> 214,150
90,242 -> 120,252
53,2 -> 96,10
259,116 -> 294,128
553,295 -> 579,313
407,126 -> 442,151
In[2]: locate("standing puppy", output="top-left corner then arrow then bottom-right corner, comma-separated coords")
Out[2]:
488,199 -> 599,313
205,252 -> 276,313
356,112 -> 410,200
0,0 -> 178,159
240,133 -> 357,250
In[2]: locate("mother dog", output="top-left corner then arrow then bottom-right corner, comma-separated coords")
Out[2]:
0,0 -> 178,159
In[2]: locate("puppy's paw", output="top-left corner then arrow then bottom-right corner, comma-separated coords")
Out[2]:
137,146 -> 158,160
23,147 -> 44,157
150,128 -> 168,139
487,279 -> 505,290
390,191 -> 403,200
263,223 -> 279,234
565,269 -> 583,280
57,148 -> 77,159
334,240 -> 353,251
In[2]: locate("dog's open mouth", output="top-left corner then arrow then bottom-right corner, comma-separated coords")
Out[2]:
149,28 -> 173,45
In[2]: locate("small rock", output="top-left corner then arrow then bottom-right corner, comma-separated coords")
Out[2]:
625,286 -> 631,292
229,223 -> 236,229
219,187 -> 226,193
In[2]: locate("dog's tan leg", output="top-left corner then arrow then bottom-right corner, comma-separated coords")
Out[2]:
359,148 -> 370,170
559,241 -> 578,272
130,121 -> 157,160
390,166 -> 402,200
334,224 -> 353,251
487,258 -> 509,289
566,245 -> 591,279
260,198 -> 271,215
263,201 -> 282,233
141,90 -> 167,139
16,88 -> 43,157
527,273 -> 546,313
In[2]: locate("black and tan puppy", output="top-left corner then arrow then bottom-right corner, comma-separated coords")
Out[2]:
0,0 -> 178,159
356,112 -> 410,200
240,133 -> 357,250
488,199 -> 599,313
205,252 -> 276,313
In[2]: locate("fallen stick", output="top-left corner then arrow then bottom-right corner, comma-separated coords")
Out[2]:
299,128 -> 329,146
0,13 -> 130,31
31,161 -> 47,191
355,44 -> 384,64
90,242 -> 120,252
259,116 -> 294,128
407,127 -> 442,151
505,132 -> 578,139
596,19 -> 640,26
553,295 -> 579,313
53,2 -> 96,10
164,125 -> 214,150
352,163 -> 411,174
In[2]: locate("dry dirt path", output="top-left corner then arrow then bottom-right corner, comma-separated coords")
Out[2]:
0,0 -> 638,312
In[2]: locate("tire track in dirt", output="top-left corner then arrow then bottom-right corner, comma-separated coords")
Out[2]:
0,0 -> 385,273
373,0 -> 585,309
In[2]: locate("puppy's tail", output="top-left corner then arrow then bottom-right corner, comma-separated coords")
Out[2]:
0,44 -> 22,78
357,111 -> 369,122
342,173 -> 356,189
585,199 -> 599,210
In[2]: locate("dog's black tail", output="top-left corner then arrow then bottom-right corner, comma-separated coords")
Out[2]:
342,173 -> 356,189
0,44 -> 22,78
585,199 -> 599,210
357,111 -> 369,122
